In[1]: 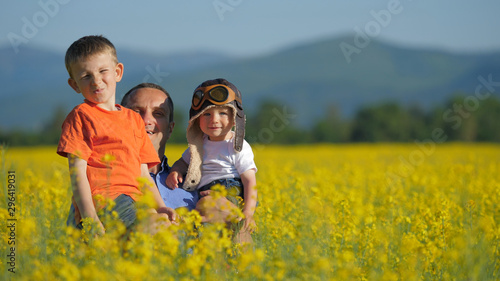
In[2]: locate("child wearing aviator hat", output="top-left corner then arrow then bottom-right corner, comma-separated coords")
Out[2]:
166,78 -> 258,244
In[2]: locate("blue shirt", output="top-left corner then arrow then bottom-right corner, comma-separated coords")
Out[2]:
150,156 -> 199,211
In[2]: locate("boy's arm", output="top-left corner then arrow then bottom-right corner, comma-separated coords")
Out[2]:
165,158 -> 188,189
68,154 -> 105,234
240,168 -> 258,232
140,163 -> 178,223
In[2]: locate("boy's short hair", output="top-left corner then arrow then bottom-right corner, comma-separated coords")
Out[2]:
121,83 -> 175,123
65,35 -> 118,78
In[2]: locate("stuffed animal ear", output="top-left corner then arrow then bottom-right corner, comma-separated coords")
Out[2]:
184,118 -> 204,191
234,110 -> 246,152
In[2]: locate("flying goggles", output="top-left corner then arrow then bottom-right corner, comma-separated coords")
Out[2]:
191,84 -> 242,111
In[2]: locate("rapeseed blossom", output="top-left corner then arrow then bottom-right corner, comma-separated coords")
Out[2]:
0,144 -> 499,280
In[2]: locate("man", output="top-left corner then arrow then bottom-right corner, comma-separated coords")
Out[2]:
121,83 -> 199,210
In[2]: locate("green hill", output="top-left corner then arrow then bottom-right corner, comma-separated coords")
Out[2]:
1,35 -> 499,131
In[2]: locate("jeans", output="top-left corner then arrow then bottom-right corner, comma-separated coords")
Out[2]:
198,178 -> 244,207
66,194 -> 137,229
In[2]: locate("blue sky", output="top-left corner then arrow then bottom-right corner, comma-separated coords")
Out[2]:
1,0 -> 500,57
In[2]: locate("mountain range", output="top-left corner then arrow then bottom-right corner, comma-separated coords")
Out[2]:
1,35 -> 500,131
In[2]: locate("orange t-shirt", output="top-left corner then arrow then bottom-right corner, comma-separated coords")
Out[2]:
57,100 -> 160,222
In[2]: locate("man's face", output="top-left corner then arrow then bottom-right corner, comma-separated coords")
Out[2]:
125,88 -> 174,152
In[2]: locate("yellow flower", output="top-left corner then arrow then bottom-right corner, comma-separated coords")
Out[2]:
101,153 -> 116,163
2,144 -> 500,280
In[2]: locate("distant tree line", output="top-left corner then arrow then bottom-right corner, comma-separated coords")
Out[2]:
244,94 -> 500,144
1,94 -> 500,147
0,106 -> 68,147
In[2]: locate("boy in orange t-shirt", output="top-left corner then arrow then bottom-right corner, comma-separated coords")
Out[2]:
57,35 -> 176,234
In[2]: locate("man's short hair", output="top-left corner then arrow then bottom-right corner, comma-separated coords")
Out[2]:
121,83 -> 174,123
65,35 -> 118,79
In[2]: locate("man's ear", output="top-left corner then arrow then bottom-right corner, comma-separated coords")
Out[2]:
115,63 -> 124,82
164,121 -> 175,141
168,121 -> 175,135
68,78 -> 81,93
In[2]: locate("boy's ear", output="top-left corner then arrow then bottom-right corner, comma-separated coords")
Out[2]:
115,63 -> 124,82
68,78 -> 81,93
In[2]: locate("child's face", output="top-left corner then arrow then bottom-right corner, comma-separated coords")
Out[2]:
67,51 -> 123,111
198,106 -> 234,141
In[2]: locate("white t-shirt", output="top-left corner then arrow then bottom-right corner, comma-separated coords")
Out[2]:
182,134 -> 257,188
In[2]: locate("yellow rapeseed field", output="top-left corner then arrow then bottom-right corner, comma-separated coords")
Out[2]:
1,144 -> 499,280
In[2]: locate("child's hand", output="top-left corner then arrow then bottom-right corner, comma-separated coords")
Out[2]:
96,219 -> 106,236
141,210 -> 172,233
157,206 -> 179,225
241,212 -> 257,233
199,190 -> 212,197
166,171 -> 183,189
84,216 -> 105,237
